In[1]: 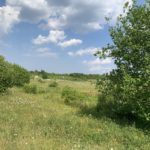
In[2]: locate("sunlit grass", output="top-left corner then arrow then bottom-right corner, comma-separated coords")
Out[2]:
0,79 -> 149,150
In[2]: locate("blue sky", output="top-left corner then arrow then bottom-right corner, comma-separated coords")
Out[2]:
0,0 -> 144,74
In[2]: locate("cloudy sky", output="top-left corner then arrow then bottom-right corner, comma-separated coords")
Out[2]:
0,0 -> 144,74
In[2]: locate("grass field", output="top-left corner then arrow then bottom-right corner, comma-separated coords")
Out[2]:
0,79 -> 149,150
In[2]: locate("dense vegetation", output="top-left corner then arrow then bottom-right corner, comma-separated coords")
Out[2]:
0,56 -> 14,93
0,55 -> 30,93
12,64 -> 30,87
96,1 -> 150,123
30,70 -> 102,81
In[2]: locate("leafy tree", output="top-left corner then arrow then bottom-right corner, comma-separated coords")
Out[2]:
96,1 -> 150,122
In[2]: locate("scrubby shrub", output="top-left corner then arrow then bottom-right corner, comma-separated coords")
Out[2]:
23,84 -> 37,94
61,87 -> 77,103
97,73 -> 150,122
0,56 -> 13,93
41,70 -> 49,79
49,81 -> 58,87
12,64 -> 30,87
61,86 -> 86,106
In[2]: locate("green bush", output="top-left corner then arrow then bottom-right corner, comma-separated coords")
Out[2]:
49,81 -> 58,87
41,70 -> 49,79
0,56 -> 13,93
12,64 -> 30,87
0,55 -> 30,93
23,84 -> 37,94
97,73 -> 150,122
61,86 -> 86,106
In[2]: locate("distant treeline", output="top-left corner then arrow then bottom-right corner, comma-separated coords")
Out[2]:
30,70 -> 103,80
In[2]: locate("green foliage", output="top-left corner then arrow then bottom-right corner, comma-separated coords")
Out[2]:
96,76 -> 119,117
96,1 -> 150,122
0,55 -> 30,93
11,64 -> 30,87
30,71 -> 102,81
0,56 -> 13,93
69,73 -> 101,81
23,84 -> 37,94
61,86 -> 86,106
40,70 -> 49,79
61,87 -> 77,103
49,81 -> 58,87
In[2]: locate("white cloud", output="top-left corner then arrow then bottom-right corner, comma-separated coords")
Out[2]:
0,6 -> 20,36
45,0 -> 132,32
83,58 -> 114,73
46,16 -> 66,29
33,30 -> 66,45
86,22 -> 102,31
58,39 -> 82,48
6,0 -> 49,22
83,58 -> 112,65
6,0 -> 132,32
47,18 -> 63,29
36,47 -> 57,58
88,66 -> 110,72
33,30 -> 82,48
68,47 -> 100,56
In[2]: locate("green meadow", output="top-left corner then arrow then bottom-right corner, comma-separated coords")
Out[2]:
0,0 -> 150,149
0,79 -> 149,150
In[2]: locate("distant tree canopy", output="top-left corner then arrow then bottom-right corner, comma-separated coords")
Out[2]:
96,1 -> 150,122
40,70 -> 49,79
30,71 -> 103,81
0,55 -> 30,93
